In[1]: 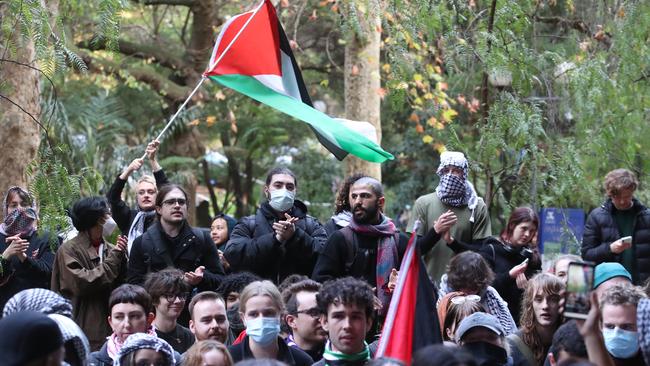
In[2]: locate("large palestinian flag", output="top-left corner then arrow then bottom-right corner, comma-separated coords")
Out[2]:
203,0 -> 393,163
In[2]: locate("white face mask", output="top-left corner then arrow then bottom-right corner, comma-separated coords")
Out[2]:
268,189 -> 295,212
102,216 -> 117,237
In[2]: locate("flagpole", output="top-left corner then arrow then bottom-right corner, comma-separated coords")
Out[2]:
141,76 -> 206,159
144,0 -> 265,158
376,220 -> 421,357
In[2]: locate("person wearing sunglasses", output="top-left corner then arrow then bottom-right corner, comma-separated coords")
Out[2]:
438,292 -> 485,345
106,140 -> 169,254
127,184 -> 225,321
282,279 -> 327,361
143,268 -> 194,353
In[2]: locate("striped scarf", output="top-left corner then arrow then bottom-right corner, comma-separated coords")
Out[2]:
348,215 -> 398,315
322,340 -> 369,366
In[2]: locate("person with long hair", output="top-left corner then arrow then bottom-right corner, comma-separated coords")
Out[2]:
507,273 -> 564,366
323,174 -> 365,236
450,207 -> 542,322
438,292 -> 486,344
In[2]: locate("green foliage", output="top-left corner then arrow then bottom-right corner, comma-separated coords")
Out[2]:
25,146 -> 103,250
290,147 -> 341,222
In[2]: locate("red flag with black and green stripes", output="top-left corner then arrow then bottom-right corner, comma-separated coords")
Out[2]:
203,0 -> 393,163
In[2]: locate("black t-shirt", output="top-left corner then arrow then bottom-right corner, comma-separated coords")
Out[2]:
156,324 -> 195,354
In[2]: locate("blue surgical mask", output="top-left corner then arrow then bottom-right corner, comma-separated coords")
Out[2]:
603,327 -> 639,359
268,189 -> 295,212
246,317 -> 280,345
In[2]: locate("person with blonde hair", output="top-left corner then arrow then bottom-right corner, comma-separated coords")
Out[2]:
106,139 -> 169,253
582,168 -> 650,285
228,280 -> 312,365
507,273 -> 564,366
183,340 -> 234,366
547,254 -> 582,282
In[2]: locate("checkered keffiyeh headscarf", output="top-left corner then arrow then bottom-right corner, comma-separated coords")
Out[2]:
3,288 -> 73,318
638,298 -> 650,365
113,333 -> 175,366
0,186 -> 38,237
49,314 -> 90,365
435,152 -> 479,215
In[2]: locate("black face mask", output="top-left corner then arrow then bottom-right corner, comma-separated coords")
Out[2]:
462,342 -> 509,366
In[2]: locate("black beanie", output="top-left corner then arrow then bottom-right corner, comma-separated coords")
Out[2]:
0,310 -> 64,366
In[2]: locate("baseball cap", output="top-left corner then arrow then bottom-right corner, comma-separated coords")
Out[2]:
455,312 -> 505,341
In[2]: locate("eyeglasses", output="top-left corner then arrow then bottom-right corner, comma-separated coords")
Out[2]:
162,198 -> 187,206
163,293 -> 188,303
450,294 -> 481,305
296,308 -> 321,318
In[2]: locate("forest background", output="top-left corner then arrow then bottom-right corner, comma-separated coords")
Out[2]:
1,0 -> 648,254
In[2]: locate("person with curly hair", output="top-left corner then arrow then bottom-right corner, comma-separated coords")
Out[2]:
323,174 -> 366,236
314,277 -> 376,366
438,251 -> 517,335
143,268 -> 194,353
507,273 -> 564,366
599,283 -> 647,365
582,168 -> 650,285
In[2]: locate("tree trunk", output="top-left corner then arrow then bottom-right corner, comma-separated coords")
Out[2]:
0,6 -> 42,195
342,0 -> 382,180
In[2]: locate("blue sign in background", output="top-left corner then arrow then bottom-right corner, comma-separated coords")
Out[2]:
538,208 -> 585,255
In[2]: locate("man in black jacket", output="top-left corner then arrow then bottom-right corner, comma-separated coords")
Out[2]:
582,168 -> 650,285
312,177 -> 444,313
224,167 -> 327,284
127,184 -> 224,292
106,140 -> 168,254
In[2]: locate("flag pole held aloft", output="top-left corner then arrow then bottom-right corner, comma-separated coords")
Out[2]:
203,0 -> 394,163
141,76 -> 206,159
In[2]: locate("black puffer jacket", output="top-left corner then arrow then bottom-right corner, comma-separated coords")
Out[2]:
582,198 -> 650,284
478,237 -> 542,324
0,231 -> 57,311
224,200 -> 327,283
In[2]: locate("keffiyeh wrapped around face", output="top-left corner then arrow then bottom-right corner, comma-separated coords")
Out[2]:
1,186 -> 38,237
113,333 -> 175,366
1,207 -> 38,237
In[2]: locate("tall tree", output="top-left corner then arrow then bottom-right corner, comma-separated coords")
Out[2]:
0,5 -> 42,195
341,0 -> 382,179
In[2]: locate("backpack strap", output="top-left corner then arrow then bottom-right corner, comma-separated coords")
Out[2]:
339,227 -> 358,275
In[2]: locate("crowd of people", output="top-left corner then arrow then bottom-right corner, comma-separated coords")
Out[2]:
2,143 -> 650,366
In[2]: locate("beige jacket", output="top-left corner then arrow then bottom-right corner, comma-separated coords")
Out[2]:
51,232 -> 126,350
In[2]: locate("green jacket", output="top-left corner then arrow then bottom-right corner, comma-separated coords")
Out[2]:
407,193 -> 491,283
